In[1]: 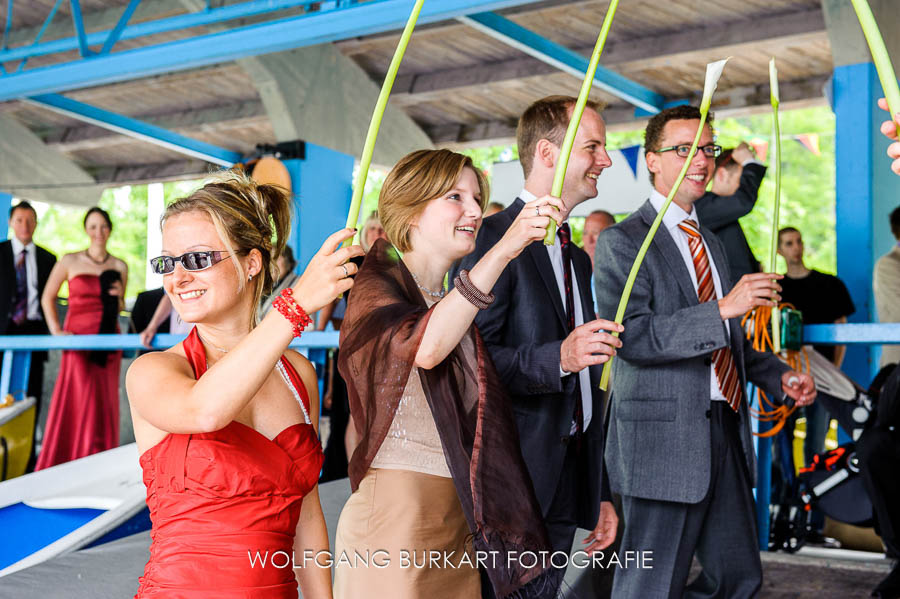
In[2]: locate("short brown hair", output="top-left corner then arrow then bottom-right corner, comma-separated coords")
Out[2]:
777,226 -> 801,245
517,95 -> 603,178
163,169 -> 292,326
379,149 -> 489,253
644,105 -> 715,184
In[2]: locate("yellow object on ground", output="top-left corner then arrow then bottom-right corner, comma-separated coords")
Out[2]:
0,397 -> 36,481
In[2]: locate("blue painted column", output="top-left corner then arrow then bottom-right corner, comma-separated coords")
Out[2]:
282,143 -> 354,272
833,63 -> 900,386
282,143 -> 354,406
1,192 -> 12,240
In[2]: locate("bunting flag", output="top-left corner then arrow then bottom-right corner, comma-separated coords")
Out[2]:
749,139 -> 769,162
620,145 -> 641,178
794,133 -> 821,156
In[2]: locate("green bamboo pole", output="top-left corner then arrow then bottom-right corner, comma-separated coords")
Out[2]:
768,58 -> 782,353
850,0 -> 900,124
343,0 -> 425,242
543,0 -> 621,246
599,59 -> 729,390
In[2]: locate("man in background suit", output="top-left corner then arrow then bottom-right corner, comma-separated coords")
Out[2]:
594,105 -> 816,598
694,141 -> 766,283
1,201 -> 57,470
453,95 -> 623,594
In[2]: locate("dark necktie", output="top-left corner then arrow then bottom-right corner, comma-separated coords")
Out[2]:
677,219 -> 742,411
12,249 -> 28,326
558,224 -> 584,436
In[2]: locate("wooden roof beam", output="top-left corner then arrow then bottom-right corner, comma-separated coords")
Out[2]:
426,75 -> 830,145
392,6 -> 827,106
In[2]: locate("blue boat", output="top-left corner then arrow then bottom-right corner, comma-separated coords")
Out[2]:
0,443 -> 150,577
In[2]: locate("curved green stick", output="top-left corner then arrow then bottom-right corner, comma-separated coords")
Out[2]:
599,59 -> 728,390
544,0 -> 620,246
768,58 -> 782,353
850,0 -> 900,125
344,0 -> 425,240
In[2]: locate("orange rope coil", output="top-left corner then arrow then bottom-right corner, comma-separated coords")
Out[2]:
741,303 -> 807,437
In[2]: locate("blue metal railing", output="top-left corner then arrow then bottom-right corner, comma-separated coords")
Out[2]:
0,332 -> 339,402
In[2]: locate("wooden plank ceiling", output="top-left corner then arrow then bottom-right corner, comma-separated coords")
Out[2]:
0,0 -> 831,185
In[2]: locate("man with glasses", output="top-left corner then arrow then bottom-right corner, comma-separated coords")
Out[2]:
594,105 -> 816,598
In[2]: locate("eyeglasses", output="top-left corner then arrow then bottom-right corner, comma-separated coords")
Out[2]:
149,251 -> 232,275
655,144 -> 723,158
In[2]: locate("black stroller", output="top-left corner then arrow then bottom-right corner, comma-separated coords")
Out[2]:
768,348 -> 896,553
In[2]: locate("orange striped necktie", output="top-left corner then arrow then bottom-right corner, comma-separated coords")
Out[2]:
677,219 -> 742,412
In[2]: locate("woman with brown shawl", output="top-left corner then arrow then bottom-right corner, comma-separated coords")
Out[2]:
335,149 -> 566,599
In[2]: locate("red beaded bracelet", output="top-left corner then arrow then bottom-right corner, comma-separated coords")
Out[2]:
273,288 -> 312,337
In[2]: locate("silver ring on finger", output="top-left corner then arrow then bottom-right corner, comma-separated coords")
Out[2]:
535,206 -> 541,217
341,264 -> 349,278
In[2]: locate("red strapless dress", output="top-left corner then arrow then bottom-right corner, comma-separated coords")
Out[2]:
135,328 -> 324,598
36,273 -> 120,470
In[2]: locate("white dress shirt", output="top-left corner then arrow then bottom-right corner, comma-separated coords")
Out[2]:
9,237 -> 41,321
520,190 -> 593,430
648,190 -> 729,403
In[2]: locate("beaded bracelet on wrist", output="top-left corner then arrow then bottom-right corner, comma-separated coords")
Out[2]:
453,269 -> 495,310
273,288 -> 312,337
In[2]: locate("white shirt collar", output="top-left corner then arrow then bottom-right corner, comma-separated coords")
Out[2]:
10,237 -> 35,255
648,188 -> 701,233
518,188 -> 537,203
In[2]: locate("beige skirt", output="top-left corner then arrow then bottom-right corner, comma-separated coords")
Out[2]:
333,468 -> 481,599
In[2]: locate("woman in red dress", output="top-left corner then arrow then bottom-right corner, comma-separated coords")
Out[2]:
37,207 -> 127,470
126,170 -> 362,598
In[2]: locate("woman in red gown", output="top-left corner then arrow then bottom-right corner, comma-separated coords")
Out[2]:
37,207 -> 127,470
126,170 -> 362,598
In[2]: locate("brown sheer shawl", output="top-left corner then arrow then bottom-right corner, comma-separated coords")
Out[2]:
338,239 -> 552,598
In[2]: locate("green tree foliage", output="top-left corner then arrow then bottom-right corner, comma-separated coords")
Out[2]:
607,106 -> 837,274
26,179 -> 202,300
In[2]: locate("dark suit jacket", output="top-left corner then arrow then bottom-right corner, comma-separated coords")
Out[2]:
0,239 -> 56,334
594,200 -> 789,503
452,198 -> 608,528
694,162 -> 766,283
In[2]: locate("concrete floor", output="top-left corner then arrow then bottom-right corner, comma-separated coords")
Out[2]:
758,549 -> 891,598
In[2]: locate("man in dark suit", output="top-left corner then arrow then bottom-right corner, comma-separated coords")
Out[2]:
1,201 -> 57,469
693,142 -> 766,283
453,95 -> 623,593
595,105 -> 816,598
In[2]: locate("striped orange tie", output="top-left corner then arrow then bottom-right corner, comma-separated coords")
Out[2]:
678,219 -> 742,412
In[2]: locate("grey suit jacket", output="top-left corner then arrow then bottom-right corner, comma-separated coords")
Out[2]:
594,200 -> 789,504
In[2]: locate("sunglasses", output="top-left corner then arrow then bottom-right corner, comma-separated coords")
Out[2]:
149,251 -> 234,275
655,144 -> 723,158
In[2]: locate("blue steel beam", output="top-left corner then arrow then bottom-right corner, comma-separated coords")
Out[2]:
13,0 -> 64,73
0,0 -> 317,63
457,12 -> 664,114
24,93 -> 241,166
98,0 -> 142,55
68,0 -> 94,57
0,0 -> 545,102
0,332 -> 340,351
2,0 -> 12,50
